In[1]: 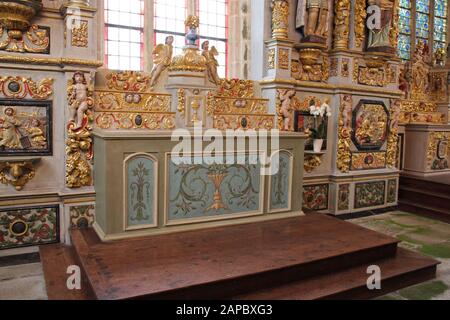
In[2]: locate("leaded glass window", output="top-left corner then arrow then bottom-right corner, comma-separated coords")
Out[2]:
397,0 -> 449,60
398,0 -> 412,59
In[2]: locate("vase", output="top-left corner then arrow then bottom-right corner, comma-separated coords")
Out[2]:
313,139 -> 324,153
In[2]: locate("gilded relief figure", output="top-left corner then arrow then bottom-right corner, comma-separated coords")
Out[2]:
296,0 -> 329,40
68,72 -> 91,129
26,118 -> 46,148
150,36 -> 174,88
202,41 -> 221,85
0,107 -> 22,149
367,0 -> 395,52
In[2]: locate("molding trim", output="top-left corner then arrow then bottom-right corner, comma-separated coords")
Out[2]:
0,55 -> 103,68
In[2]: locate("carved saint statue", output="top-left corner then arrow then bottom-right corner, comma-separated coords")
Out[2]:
202,41 -> 221,85
296,0 -> 329,39
69,72 -> 91,129
367,0 -> 395,52
279,90 -> 296,131
150,36 -> 174,88
0,107 -> 22,149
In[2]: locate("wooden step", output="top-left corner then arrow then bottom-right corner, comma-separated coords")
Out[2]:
399,175 -> 450,223
70,215 -> 400,300
234,248 -> 438,300
39,244 -> 95,300
398,200 -> 450,224
399,188 -> 450,212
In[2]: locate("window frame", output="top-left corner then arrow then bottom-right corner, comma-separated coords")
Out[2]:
104,0 -> 230,76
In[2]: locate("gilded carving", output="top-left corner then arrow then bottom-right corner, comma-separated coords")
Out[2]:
217,79 -> 254,98
0,158 -> 40,191
279,48 -> 289,70
106,71 -> 151,93
0,24 -> 49,53
292,53 -> 329,82
358,66 -> 385,87
354,0 -> 367,48
177,89 -> 186,117
268,49 -> 275,69
304,154 -> 322,173
66,72 -> 95,188
330,58 -> 338,77
170,16 -> 206,72
386,99 -> 400,168
94,90 -> 175,130
427,132 -> 450,170
202,40 -> 221,85
0,55 -> 103,68
333,0 -> 350,49
351,152 -> 387,170
271,0 -> 289,39
213,115 -> 274,130
341,58 -> 349,77
71,20 -> 88,48
337,94 -> 352,173
410,42 -> 430,101
150,36 -> 174,87
0,76 -> 53,100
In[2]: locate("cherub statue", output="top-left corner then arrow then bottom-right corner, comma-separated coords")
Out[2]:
150,36 -> 174,88
341,95 -> 352,129
279,90 -> 296,131
0,107 -> 22,149
202,41 -> 221,85
69,72 -> 93,129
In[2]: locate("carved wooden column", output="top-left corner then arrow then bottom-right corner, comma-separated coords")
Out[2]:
333,0 -> 351,50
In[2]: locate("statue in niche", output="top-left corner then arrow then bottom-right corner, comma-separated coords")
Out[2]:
279,90 -> 296,131
296,0 -> 329,41
0,107 -> 22,149
366,0 -> 395,53
150,36 -> 174,88
68,72 -> 92,129
202,41 -> 221,85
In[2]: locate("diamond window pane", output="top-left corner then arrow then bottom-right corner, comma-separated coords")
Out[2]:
435,0 -> 448,18
399,8 -> 411,34
417,0 -> 430,13
400,0 -> 411,9
434,17 -> 447,41
415,12 -> 430,38
398,34 -> 411,60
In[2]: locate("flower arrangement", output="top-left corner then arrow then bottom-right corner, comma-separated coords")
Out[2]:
308,99 -> 331,139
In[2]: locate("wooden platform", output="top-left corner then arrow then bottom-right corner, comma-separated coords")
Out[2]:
41,215 -> 439,300
399,174 -> 450,223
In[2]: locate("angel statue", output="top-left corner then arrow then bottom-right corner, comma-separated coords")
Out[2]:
150,36 -> 174,88
68,72 -> 94,129
279,89 -> 296,131
202,41 -> 221,85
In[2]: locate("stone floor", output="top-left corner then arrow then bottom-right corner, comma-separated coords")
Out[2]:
0,211 -> 448,300
0,247 -> 47,300
352,211 -> 450,300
